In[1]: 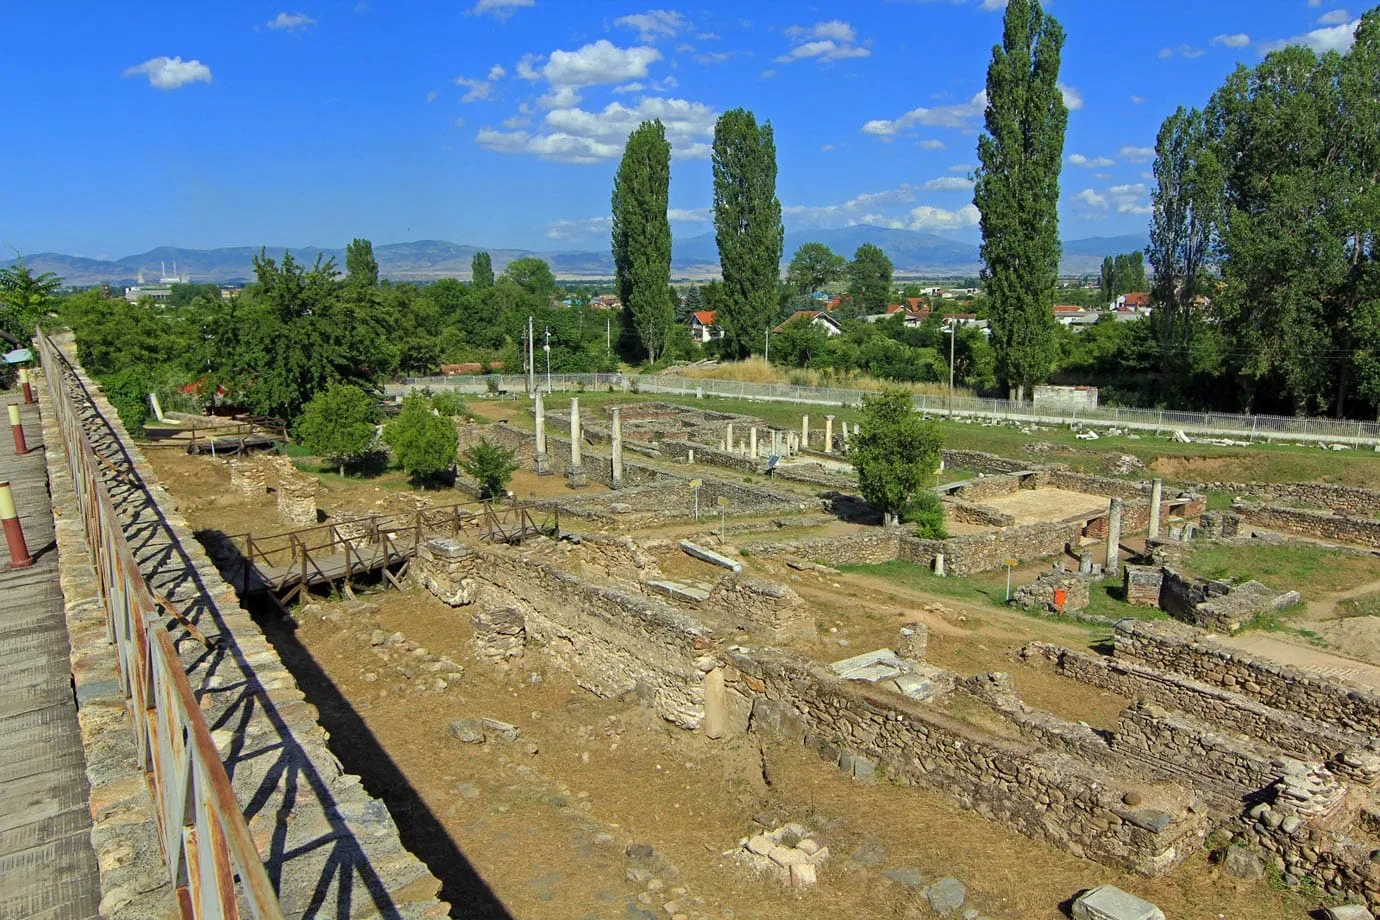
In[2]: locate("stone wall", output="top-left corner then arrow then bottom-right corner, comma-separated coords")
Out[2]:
735,648 -> 1204,877
952,473 -> 1024,503
701,575 -> 814,644
906,520 -> 1085,576
941,449 -> 1031,474
1204,480 -> 1380,517
945,499 -> 1016,528
1124,565 -> 1165,607
1021,642 -> 1374,766
272,460 -> 319,526
1113,619 -> 1380,735
745,530 -> 903,566
1158,568 -> 1301,632
1232,500 -> 1380,549
228,457 -> 267,499
1238,797 -> 1380,910
1039,469 -> 1153,501
1013,569 -> 1096,613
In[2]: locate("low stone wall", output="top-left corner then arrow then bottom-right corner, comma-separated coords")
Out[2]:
1124,565 -> 1165,607
1232,500 -> 1380,549
1022,642 -> 1374,766
1013,569 -> 1096,613
1039,469 -> 1152,501
952,473 -> 1023,503
1204,480 -> 1380,517
910,520 -> 1085,576
1239,799 -> 1380,911
941,449 -> 1030,475
701,575 -> 815,644
1112,701 -> 1288,799
735,648 -> 1204,877
1113,619 -> 1380,736
455,543 -> 714,728
1158,567 -> 1300,632
228,457 -> 267,499
745,530 -> 903,566
945,499 -> 1016,528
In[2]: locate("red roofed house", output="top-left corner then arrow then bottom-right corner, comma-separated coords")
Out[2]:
1115,292 -> 1152,311
773,310 -> 842,336
690,310 -> 722,343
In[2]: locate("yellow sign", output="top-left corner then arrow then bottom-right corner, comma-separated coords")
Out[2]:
689,479 -> 704,488
717,496 -> 729,507
1003,558 -> 1018,567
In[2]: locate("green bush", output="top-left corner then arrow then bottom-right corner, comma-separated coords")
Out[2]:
298,383 -> 377,476
428,390 -> 469,417
459,437 -> 519,499
903,491 -> 949,540
383,394 -> 457,484
101,367 -> 151,437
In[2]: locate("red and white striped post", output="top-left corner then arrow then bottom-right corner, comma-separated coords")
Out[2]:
0,480 -> 34,569
8,404 -> 28,455
19,367 -> 34,404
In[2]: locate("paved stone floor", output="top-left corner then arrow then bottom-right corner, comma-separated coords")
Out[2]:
0,391 -> 100,920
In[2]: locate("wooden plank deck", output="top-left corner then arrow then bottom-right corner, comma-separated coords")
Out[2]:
0,393 -> 101,920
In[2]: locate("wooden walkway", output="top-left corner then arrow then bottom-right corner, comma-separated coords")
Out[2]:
0,393 -> 101,920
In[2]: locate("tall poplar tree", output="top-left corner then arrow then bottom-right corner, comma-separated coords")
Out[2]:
471,251 -> 494,288
973,0 -> 1068,402
611,119 -> 674,362
712,108 -> 784,359
345,238 -> 379,287
846,243 -> 894,317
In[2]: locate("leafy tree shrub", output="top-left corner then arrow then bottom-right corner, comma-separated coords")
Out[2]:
383,394 -> 457,485
459,437 -> 519,499
903,491 -> 949,540
101,367 -> 151,437
851,388 -> 943,526
297,383 -> 377,476
427,390 -> 469,417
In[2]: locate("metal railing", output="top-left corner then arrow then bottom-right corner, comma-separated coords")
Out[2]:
37,330 -> 285,920
390,372 -> 1380,446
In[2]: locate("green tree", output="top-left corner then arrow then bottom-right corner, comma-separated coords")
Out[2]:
612,119 -> 674,361
345,238 -> 379,287
471,251 -> 494,288
846,244 -> 894,318
501,257 -> 556,303
459,437 -> 519,499
973,0 -> 1068,401
712,108 -> 784,358
786,242 -> 846,295
297,383 -> 378,476
101,366 -> 151,437
0,256 -> 62,345
679,285 -> 703,323
851,389 -> 943,526
383,393 -> 457,484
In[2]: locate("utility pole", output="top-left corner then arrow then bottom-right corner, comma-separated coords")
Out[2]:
527,315 -> 535,395
947,323 -> 955,415
543,326 -> 552,393
764,327 -> 770,363
606,316 -> 611,354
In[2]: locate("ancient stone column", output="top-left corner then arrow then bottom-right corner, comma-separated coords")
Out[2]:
771,429 -> 781,458
566,397 -> 587,488
533,391 -> 549,475
703,667 -> 727,740
1148,478 -> 1164,540
725,422 -> 735,455
750,427 -> 758,459
841,422 -> 851,453
801,415 -> 810,450
934,552 -> 946,577
787,432 -> 798,456
610,406 -> 625,490
1106,498 -> 1124,577
824,415 -> 835,454
1079,552 -> 1094,575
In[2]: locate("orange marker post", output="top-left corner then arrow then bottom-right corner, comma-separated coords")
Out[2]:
19,367 -> 34,405
0,480 -> 34,568
8,404 -> 27,455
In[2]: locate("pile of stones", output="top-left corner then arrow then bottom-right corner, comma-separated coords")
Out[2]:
737,823 -> 829,887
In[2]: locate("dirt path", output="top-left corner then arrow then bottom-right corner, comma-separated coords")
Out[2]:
1303,576 -> 1380,621
1219,632 -> 1380,690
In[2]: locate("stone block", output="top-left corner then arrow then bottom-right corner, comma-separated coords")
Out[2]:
448,718 -> 485,743
1222,846 -> 1263,880
925,877 -> 966,915
1070,886 -> 1165,920
1324,906 -> 1375,920
472,607 -> 526,663
789,863 -> 817,887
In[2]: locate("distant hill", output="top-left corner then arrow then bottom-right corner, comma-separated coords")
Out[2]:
18,228 -> 1148,286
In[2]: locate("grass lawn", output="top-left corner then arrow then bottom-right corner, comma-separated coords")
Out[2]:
1182,543 -> 1380,598
510,391 -> 1380,487
1337,590 -> 1380,619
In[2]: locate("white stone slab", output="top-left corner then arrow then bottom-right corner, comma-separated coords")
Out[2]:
1071,886 -> 1165,920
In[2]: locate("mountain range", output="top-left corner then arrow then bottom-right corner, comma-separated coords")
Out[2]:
16,228 -> 1148,287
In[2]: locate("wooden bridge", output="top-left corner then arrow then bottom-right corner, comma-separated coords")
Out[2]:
223,500 -> 559,608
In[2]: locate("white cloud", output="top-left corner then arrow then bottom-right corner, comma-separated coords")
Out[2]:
267,11 -> 316,30
1110,183 -> 1152,214
1068,153 -> 1115,168
668,207 -> 712,222
862,91 -> 985,136
614,9 -> 687,42
1119,145 -> 1155,162
1211,33 -> 1251,47
456,76 -> 496,103
1060,83 -> 1084,111
546,216 -> 611,241
924,176 -> 973,191
477,96 -> 717,163
947,163 -> 974,173
488,64 -> 506,80
1159,44 -> 1206,59
778,20 -> 869,63
1319,9 -> 1352,25
425,90 -> 438,103
693,51 -> 734,64
122,56 -> 212,90
502,115 -> 530,129
516,53 -> 541,80
543,40 -> 661,87
470,0 -> 533,20
1130,95 -> 1145,105
917,139 -> 946,150
537,85 -> 581,109
612,82 -> 645,94
903,204 -> 981,231
979,0 -> 1007,9
820,144 -> 835,152
455,117 -> 466,127
1260,18 -> 1360,53
1076,189 -> 1108,209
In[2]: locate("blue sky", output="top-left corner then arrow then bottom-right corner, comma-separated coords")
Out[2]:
0,1 -> 1365,258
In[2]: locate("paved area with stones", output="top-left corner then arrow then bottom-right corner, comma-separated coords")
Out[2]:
0,391 -> 101,920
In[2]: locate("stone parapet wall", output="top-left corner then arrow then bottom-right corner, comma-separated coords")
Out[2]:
941,449 -> 1031,474
1112,701 -> 1289,799
1204,480 -> 1380,516
952,474 -> 1023,503
1233,501 -> 1380,549
1113,619 -> 1380,735
1038,469 -> 1153,501
914,520 -> 1085,576
734,649 -> 1204,877
1239,802 -> 1380,910
1022,642 -> 1372,765
228,457 -> 267,499
702,575 -> 814,644
945,499 -> 1016,528
745,530 -> 903,566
